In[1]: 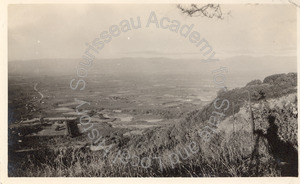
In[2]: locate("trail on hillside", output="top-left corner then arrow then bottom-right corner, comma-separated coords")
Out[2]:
34,83 -> 44,102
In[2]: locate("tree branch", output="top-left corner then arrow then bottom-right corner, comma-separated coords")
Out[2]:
177,4 -> 224,19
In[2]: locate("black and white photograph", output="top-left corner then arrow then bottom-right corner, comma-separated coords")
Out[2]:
3,1 -> 299,180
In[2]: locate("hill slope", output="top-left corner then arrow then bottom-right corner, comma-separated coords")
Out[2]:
122,72 -> 298,176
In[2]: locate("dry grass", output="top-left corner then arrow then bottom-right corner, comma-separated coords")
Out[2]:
8,129 -> 282,177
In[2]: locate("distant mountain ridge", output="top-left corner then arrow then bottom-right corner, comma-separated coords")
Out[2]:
8,56 -> 296,78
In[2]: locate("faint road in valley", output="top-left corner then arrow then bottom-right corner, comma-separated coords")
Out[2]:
34,83 -> 44,102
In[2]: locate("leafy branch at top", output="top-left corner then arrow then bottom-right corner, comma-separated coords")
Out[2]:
177,4 -> 224,19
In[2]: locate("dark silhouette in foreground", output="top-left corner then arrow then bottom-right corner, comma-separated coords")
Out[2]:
251,115 -> 298,176
65,119 -> 81,137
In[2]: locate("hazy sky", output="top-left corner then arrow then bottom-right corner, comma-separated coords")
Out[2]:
8,4 -> 297,61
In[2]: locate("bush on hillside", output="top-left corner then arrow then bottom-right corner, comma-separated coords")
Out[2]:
246,79 -> 262,86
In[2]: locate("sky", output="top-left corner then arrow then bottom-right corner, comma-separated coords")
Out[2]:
8,4 -> 297,61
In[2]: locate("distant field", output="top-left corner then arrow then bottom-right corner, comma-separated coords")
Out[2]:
8,73 -> 218,154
